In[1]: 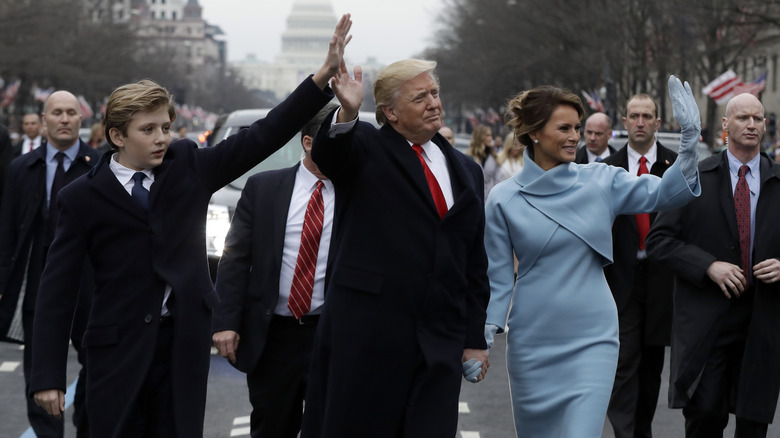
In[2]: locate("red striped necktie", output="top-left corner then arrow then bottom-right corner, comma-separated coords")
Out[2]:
288,180 -> 325,318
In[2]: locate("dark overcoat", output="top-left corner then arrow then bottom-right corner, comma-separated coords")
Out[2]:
0,141 -> 99,342
647,150 -> 780,423
29,78 -> 333,438
302,115 -> 490,437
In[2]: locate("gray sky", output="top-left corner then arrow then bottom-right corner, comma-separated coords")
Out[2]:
197,0 -> 447,65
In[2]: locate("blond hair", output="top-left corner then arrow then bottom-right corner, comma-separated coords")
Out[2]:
374,59 -> 438,125
105,79 -> 176,148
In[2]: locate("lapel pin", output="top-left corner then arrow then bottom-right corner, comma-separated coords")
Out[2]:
665,160 -> 670,165
85,156 -> 91,162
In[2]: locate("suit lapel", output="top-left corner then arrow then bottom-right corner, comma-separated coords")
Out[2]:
272,166 -> 298,269
379,126 -> 444,218
89,158 -> 147,220
714,153 -> 740,243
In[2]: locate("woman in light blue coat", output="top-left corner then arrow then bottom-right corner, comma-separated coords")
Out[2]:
483,77 -> 701,437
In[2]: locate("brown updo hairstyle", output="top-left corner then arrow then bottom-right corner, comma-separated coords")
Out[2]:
505,85 -> 585,149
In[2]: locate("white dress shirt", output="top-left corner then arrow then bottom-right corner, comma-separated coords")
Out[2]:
276,163 -> 334,316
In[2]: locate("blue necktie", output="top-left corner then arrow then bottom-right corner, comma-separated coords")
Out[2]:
131,172 -> 150,210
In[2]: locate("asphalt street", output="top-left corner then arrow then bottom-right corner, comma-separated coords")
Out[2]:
2,336 -> 780,437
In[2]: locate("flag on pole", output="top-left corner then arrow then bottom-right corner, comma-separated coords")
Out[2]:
0,79 -> 21,108
581,90 -> 605,112
733,71 -> 767,97
78,95 -> 94,119
702,70 -> 742,105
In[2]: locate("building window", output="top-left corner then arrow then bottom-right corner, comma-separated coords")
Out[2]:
172,11 -> 177,20
161,11 -> 166,19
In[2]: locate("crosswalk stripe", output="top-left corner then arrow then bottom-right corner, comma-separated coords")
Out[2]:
233,416 -> 250,425
230,426 -> 250,437
461,432 -> 481,438
458,401 -> 471,413
0,361 -> 20,372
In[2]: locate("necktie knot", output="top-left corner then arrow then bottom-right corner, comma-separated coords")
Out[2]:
54,151 -> 65,164
738,165 -> 749,179
639,156 -> 647,165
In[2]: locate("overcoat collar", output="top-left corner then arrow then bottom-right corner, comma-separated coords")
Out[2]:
377,124 -> 471,219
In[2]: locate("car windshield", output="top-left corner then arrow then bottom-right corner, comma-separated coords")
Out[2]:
227,128 -> 303,190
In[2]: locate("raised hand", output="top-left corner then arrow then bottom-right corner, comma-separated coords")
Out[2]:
313,14 -> 353,90
333,62 -> 364,123
668,75 -> 701,182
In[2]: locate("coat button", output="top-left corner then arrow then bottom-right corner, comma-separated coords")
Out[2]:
265,309 -> 272,316
144,314 -> 152,323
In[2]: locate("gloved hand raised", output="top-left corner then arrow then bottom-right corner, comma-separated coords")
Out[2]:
668,75 -> 701,183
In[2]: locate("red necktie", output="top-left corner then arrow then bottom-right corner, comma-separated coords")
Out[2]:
412,144 -> 448,218
288,180 -> 325,318
636,156 -> 650,250
734,165 -> 751,285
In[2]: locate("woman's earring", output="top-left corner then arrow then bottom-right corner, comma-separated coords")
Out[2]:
533,138 -> 539,144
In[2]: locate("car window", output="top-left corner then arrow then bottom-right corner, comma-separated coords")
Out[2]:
228,127 -> 303,190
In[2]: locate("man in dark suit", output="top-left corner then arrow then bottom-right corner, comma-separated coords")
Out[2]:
576,111 -> 616,163
604,94 -> 677,438
647,92 -> 780,437
29,15 -> 349,438
300,59 -> 490,438
0,91 -> 99,438
212,103 -> 337,438
14,112 -> 45,157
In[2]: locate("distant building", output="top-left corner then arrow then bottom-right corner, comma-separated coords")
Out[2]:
108,0 -> 226,78
232,0 -> 385,103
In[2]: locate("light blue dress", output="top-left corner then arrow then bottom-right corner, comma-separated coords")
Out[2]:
484,157 -> 699,438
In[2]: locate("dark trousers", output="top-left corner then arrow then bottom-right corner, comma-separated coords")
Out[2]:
121,317 -> 176,438
683,290 -> 767,438
247,315 -> 318,438
23,309 -> 89,438
608,262 -> 666,438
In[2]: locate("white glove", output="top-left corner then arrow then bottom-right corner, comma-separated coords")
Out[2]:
462,358 -> 483,383
668,75 -> 701,183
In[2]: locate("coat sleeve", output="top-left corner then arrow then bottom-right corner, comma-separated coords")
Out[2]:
29,190 -> 86,394
607,160 -> 699,216
483,189 -> 514,333
197,76 -> 335,192
213,179 -> 258,333
465,166 -> 490,349
646,206 -> 716,287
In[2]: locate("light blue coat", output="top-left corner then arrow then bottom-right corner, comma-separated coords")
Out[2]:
484,156 -> 699,437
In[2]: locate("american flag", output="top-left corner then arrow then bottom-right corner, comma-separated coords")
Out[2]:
733,72 -> 767,97
0,79 -> 21,108
581,90 -> 605,112
702,70 -> 743,105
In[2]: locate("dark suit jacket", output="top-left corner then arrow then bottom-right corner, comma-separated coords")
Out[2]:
212,164 -> 338,373
304,116 -> 490,434
13,136 -> 45,158
0,141 -> 99,342
647,151 -> 780,423
575,144 -> 617,164
29,77 -> 333,438
603,141 -> 676,345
